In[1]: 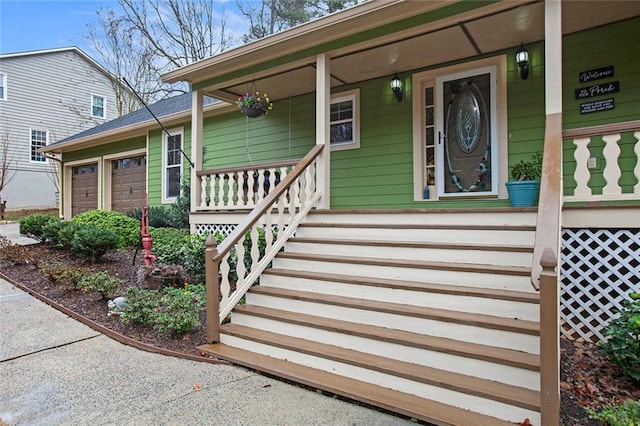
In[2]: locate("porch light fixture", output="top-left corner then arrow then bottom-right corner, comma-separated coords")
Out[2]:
390,72 -> 403,102
516,43 -> 530,80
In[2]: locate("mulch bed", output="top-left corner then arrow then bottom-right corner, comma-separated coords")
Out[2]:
1,241 -> 638,425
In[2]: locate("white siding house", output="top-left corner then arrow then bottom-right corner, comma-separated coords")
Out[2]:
0,47 -> 120,211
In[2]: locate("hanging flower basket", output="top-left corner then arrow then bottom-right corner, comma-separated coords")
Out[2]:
241,106 -> 265,118
236,91 -> 273,117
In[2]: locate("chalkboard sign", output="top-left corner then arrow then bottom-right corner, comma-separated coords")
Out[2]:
579,66 -> 614,83
580,98 -> 615,115
575,81 -> 619,100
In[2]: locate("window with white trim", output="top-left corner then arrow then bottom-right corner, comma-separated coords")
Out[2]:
163,130 -> 183,201
330,89 -> 359,151
0,73 -> 6,100
30,129 -> 48,163
91,94 -> 106,118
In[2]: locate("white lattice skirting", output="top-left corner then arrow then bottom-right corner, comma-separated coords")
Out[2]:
561,228 -> 640,342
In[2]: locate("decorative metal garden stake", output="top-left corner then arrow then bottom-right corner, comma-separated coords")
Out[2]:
141,195 -> 157,267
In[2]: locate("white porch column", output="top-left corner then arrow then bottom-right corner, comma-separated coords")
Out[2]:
190,89 -> 204,230
316,53 -> 331,209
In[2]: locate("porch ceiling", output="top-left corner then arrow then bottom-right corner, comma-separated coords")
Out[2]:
188,1 -> 640,104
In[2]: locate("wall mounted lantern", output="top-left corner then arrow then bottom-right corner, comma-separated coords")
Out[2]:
516,43 -> 530,80
390,72 -> 403,102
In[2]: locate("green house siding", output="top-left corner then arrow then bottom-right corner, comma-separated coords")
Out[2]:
202,94 -> 316,169
62,137 -> 146,163
562,17 -> 640,199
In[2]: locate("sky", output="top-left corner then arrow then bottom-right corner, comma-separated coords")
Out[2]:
0,1 -> 117,55
0,0 -> 245,63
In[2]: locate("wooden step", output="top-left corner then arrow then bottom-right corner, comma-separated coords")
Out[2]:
233,304 -> 540,371
221,324 -> 540,411
248,286 -> 539,336
197,343 -> 522,426
276,252 -> 531,277
298,222 -> 536,231
289,237 -> 534,252
262,268 -> 540,304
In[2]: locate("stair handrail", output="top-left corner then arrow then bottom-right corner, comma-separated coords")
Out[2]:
531,113 -> 563,290
204,144 -> 324,343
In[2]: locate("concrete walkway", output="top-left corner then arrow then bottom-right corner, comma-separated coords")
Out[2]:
0,223 -> 413,425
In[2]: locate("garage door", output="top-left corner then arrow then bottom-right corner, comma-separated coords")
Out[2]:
111,155 -> 146,214
72,163 -> 98,216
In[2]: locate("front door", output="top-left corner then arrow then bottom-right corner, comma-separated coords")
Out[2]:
436,66 -> 498,197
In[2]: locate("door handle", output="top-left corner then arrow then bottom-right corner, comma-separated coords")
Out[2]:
438,131 -> 445,145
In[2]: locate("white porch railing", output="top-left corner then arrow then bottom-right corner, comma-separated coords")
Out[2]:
196,159 -> 301,211
203,145 -> 324,343
564,120 -> 640,202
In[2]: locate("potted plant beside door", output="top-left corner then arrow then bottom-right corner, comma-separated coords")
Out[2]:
506,152 -> 542,207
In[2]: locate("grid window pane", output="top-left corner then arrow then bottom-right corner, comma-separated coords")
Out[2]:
92,95 -> 105,118
30,130 -> 47,162
330,98 -> 354,146
165,133 -> 182,199
166,167 -> 181,198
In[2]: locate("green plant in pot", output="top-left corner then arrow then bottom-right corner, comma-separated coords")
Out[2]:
506,152 -> 542,207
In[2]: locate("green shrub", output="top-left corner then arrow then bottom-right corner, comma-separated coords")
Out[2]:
40,263 -> 87,290
78,271 -> 125,299
42,219 -> 82,249
150,227 -> 190,265
127,206 -> 173,228
119,284 -> 205,334
19,214 -> 56,242
153,284 -> 206,333
181,232 -> 221,285
72,210 -> 140,248
600,292 -> 640,381
120,287 -> 161,326
588,400 -> 640,426
71,225 -> 119,263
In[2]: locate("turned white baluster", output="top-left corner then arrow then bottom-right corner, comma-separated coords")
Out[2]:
265,209 -> 274,253
602,133 -> 622,196
634,132 -> 640,194
288,175 -> 300,224
277,191 -> 287,236
200,175 -> 208,208
250,224 -> 260,273
267,168 -> 276,199
256,169 -> 265,204
221,174 -> 230,207
220,251 -> 231,305
297,171 -> 306,210
236,172 -> 245,207
247,171 -> 256,207
236,234 -> 246,286
279,166 -> 289,208
572,137 -> 592,197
